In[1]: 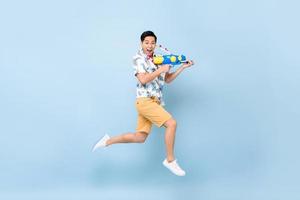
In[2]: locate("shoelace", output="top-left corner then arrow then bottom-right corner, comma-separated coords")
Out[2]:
171,160 -> 183,171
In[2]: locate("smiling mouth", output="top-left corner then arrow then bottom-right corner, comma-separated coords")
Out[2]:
146,49 -> 153,54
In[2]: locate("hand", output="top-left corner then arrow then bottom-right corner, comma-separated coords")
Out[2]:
182,60 -> 194,69
159,64 -> 171,73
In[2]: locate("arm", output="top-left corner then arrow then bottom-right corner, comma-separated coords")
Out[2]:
136,65 -> 170,85
165,60 -> 194,84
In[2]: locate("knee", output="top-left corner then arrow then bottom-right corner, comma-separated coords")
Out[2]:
137,136 -> 147,143
165,118 -> 177,128
135,133 -> 147,143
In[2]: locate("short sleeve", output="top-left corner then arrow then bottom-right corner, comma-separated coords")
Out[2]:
133,57 -> 147,76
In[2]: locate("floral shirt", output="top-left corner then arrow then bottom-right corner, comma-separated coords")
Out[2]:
133,49 -> 166,105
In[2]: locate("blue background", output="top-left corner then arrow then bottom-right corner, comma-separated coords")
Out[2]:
1,0 -> 299,199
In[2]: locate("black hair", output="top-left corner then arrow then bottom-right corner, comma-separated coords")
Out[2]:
140,31 -> 157,42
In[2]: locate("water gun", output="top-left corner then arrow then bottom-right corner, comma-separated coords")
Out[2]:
153,44 -> 189,66
153,54 -> 187,65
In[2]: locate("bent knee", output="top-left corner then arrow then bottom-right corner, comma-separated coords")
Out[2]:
135,132 -> 148,143
136,136 -> 147,143
164,118 -> 177,128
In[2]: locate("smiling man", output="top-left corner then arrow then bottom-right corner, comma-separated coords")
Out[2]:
92,31 -> 194,176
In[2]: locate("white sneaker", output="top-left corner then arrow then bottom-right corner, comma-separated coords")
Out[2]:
92,134 -> 110,152
163,159 -> 186,176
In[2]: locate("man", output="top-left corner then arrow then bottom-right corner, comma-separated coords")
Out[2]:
93,31 -> 194,176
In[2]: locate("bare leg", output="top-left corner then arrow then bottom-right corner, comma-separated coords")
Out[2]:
106,131 -> 148,146
163,118 -> 177,162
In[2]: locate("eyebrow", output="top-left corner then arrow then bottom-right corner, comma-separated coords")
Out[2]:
144,40 -> 155,43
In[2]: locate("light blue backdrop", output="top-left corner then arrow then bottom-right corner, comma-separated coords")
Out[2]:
1,0 -> 299,199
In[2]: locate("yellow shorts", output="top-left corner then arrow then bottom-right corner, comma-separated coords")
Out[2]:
135,97 -> 172,134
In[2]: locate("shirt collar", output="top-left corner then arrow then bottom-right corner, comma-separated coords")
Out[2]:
139,48 -> 153,61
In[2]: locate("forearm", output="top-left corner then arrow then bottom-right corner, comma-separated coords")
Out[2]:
165,66 -> 185,83
139,68 -> 163,84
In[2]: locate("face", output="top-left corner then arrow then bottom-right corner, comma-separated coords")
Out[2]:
141,36 -> 156,56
